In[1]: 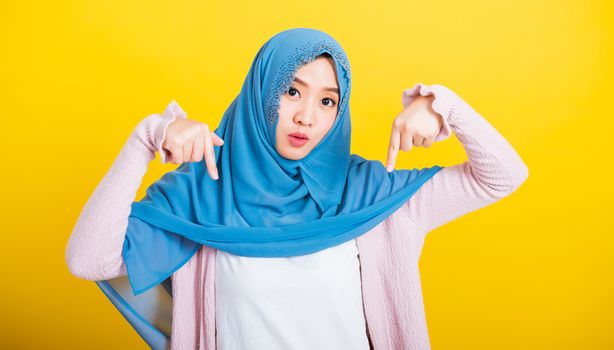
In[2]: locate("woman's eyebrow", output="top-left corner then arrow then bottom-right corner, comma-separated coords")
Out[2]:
293,76 -> 339,95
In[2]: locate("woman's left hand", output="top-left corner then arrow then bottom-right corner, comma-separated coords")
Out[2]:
386,95 -> 444,172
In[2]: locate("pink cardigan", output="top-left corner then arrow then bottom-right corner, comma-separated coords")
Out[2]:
65,83 -> 529,349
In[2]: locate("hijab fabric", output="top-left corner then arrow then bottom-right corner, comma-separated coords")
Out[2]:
122,28 -> 444,296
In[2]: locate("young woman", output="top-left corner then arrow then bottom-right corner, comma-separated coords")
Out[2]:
66,28 -> 529,350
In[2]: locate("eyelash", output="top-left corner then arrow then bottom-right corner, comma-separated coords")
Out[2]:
287,87 -> 337,108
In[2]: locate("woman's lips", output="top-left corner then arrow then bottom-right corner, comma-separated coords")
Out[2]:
288,132 -> 309,147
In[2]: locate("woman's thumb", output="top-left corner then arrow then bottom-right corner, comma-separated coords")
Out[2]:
211,132 -> 224,146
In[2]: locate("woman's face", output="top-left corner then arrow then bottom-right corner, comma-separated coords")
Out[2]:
275,55 -> 340,160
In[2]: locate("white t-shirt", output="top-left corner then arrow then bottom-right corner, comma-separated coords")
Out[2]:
215,239 -> 371,350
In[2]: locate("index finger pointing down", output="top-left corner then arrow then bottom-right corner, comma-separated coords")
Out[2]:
386,126 -> 400,172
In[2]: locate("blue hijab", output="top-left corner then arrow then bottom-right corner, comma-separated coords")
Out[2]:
122,28 -> 444,296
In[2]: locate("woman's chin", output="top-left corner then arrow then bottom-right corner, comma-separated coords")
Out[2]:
277,146 -> 308,160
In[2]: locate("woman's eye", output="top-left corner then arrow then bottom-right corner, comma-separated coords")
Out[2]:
322,97 -> 337,107
288,87 -> 299,97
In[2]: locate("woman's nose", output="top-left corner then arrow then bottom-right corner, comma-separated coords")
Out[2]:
295,116 -> 312,126
294,105 -> 314,126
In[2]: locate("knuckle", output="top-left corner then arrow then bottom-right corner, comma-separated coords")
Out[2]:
169,135 -> 185,146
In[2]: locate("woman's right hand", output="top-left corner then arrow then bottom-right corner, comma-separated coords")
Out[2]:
162,118 -> 224,180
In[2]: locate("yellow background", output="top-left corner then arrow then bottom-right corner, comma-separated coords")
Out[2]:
1,0 -> 612,349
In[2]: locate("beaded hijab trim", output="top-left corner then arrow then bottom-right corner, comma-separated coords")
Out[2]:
264,39 -> 352,125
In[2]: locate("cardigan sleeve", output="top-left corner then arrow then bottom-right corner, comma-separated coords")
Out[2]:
401,83 -> 529,235
65,101 -> 187,280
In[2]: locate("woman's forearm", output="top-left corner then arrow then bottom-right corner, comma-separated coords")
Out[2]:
402,83 -> 529,234
65,101 -> 186,280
